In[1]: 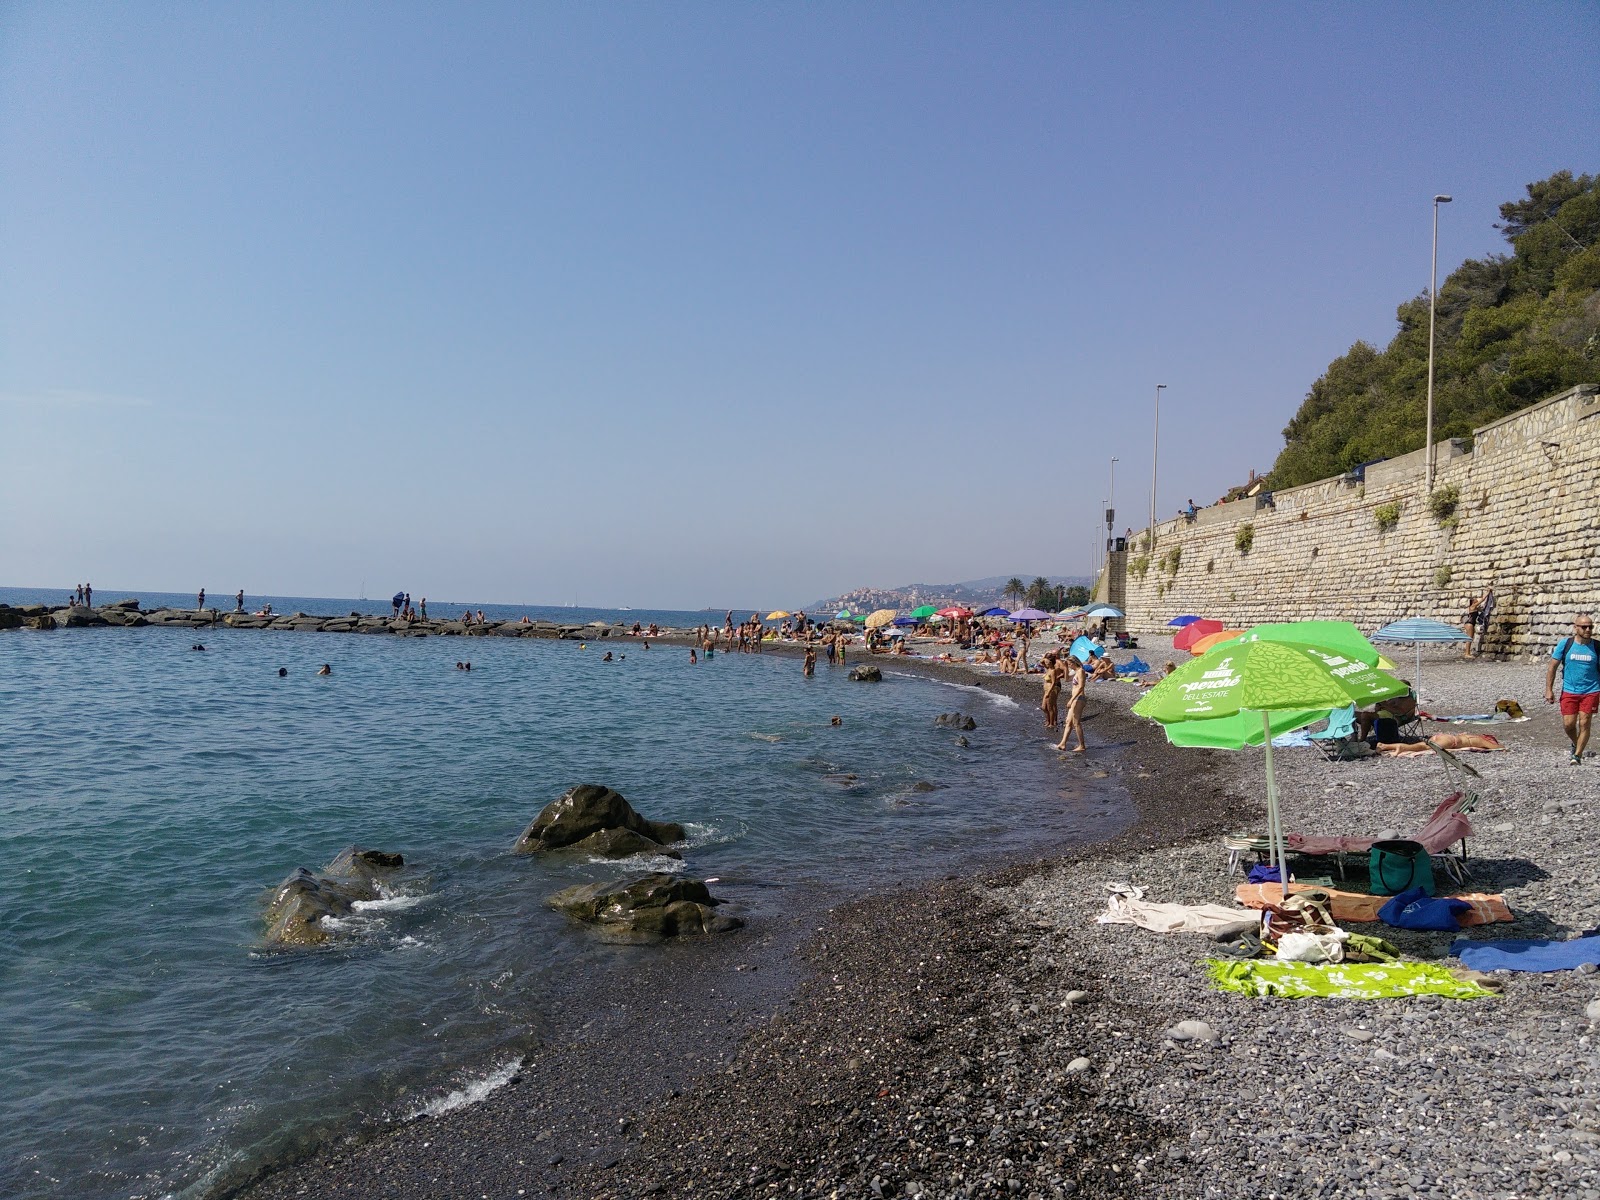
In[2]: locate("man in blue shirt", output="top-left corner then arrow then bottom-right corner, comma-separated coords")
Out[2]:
1546,615 -> 1599,765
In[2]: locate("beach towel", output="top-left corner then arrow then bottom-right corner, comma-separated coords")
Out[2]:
1235,882 -> 1511,926
1121,656 -> 1151,674
1270,729 -> 1316,748
1450,934 -> 1600,973
1096,883 -> 1259,936
1206,959 -> 1497,1000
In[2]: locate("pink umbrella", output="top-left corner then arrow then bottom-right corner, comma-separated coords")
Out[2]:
1172,618 -> 1224,652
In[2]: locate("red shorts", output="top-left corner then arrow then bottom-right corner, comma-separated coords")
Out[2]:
1561,691 -> 1600,716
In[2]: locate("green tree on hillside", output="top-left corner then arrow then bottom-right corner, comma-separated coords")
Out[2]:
1003,578 -> 1025,606
1024,577 -> 1055,610
1268,170 -> 1600,488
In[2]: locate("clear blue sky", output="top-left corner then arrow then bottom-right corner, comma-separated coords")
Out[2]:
2,3 -> 1595,608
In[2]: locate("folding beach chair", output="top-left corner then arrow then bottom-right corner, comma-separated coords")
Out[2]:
1309,705 -> 1357,762
1283,791 -> 1477,883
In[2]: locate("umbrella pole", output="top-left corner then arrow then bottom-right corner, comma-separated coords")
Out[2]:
1415,643 -> 1423,704
1262,710 -> 1289,904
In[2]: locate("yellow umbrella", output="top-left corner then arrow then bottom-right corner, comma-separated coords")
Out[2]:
864,608 -> 898,629
766,610 -> 791,621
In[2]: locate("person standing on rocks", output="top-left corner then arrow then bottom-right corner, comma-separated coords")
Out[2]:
1547,615 -> 1598,765
84,583 -> 92,607
235,590 -> 245,612
419,598 -> 427,620
196,588 -> 205,612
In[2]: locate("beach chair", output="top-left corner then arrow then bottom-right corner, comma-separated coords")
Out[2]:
1308,705 -> 1357,762
1284,791 -> 1476,882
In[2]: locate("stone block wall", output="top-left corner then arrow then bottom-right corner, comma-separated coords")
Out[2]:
1113,385 -> 1600,657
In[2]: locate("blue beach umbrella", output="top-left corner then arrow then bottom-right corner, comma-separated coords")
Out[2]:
1084,603 -> 1124,619
1372,617 -> 1470,702
1068,635 -> 1104,664
981,606 -> 1011,618
1168,614 -> 1203,627
835,609 -> 852,619
891,615 -> 919,627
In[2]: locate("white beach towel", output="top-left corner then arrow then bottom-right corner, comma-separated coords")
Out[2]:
1096,882 -> 1259,936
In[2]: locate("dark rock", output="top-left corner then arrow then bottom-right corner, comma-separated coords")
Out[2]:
261,845 -> 404,947
514,783 -> 686,854
911,781 -> 940,793
849,666 -> 883,682
569,827 -> 683,859
955,736 -> 969,748
0,607 -> 26,630
546,873 -> 741,942
28,614 -> 57,630
108,598 -> 141,610
934,713 -> 977,731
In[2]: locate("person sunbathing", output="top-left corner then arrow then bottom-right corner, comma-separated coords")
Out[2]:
1377,732 -> 1504,756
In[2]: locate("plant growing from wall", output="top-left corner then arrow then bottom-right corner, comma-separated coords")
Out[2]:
1434,564 -> 1454,588
1205,558 -> 1215,574
1130,554 -> 1150,579
1161,547 -> 1183,574
1429,484 -> 1460,522
1235,523 -> 1255,554
1374,502 -> 1401,531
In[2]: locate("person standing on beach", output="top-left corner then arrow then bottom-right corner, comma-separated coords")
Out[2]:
1468,586 -> 1496,658
1040,651 -> 1063,731
1547,615 -> 1598,764
1055,655 -> 1087,753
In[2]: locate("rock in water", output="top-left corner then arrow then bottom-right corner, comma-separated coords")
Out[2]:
933,712 -> 977,730
261,845 -> 405,947
514,783 -> 686,855
547,873 -> 742,942
848,665 -> 882,682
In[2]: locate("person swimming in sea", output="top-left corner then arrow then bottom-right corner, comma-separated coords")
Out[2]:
316,664 -> 331,676
603,651 -> 613,662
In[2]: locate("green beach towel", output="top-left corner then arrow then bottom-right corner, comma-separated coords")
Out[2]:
1206,959 -> 1496,1000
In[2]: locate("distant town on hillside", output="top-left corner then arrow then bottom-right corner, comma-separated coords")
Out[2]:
808,575 -> 1092,615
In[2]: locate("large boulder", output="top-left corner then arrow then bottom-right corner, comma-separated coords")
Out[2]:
514,784 -> 685,855
848,665 -> 882,682
546,873 -> 740,942
28,614 -> 57,630
261,846 -> 405,947
934,712 -> 978,731
0,607 -> 24,631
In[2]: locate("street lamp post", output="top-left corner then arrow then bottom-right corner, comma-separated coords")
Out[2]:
1148,385 -> 1167,549
1426,194 -> 1452,492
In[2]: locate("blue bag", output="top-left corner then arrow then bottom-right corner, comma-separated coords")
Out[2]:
1246,864 -> 1282,885
1378,886 -> 1469,931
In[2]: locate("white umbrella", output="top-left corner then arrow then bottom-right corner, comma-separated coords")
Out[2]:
1371,617 -> 1469,701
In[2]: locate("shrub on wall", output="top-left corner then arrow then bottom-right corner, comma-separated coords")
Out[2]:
1130,554 -> 1150,579
1235,524 -> 1255,554
1374,502 -> 1401,531
1434,564 -> 1454,588
1429,484 -> 1460,522
1162,547 -> 1183,574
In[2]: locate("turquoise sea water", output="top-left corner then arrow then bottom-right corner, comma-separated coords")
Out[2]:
0,615 -> 1128,1199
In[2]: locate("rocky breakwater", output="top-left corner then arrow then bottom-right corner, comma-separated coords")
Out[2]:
261,847 -> 406,947
0,599 -> 638,640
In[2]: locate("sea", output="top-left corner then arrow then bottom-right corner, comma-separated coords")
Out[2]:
0,586 -> 1131,1200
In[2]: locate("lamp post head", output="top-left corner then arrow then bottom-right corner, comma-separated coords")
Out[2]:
1434,195 -> 1452,204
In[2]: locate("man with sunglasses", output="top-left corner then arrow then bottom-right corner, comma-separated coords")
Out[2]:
1547,615 -> 1598,765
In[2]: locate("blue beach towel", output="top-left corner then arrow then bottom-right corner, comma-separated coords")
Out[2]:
1450,934 -> 1600,973
1121,656 -> 1151,675
1270,730 -> 1316,748
1379,887 -> 1469,931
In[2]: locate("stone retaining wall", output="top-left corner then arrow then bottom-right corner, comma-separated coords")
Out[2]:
1112,384 -> 1600,657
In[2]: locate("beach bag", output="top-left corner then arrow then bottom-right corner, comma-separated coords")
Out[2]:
1369,839 -> 1434,896
1379,886 -> 1469,931
1276,929 -> 1348,963
1495,699 -> 1524,719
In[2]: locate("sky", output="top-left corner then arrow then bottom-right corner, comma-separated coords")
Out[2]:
2,3 -> 1595,609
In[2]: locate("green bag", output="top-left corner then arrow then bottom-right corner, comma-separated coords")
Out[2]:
1369,839 -> 1434,896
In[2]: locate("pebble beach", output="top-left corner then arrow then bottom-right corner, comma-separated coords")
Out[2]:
233,635 -> 1600,1200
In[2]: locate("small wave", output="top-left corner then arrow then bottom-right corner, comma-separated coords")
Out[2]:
587,852 -> 685,873
746,732 -> 784,743
351,894 -> 429,913
680,821 -> 744,848
897,673 -> 1021,708
406,1057 -> 524,1120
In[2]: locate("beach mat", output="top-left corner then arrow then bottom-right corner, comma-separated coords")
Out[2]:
1450,934 -> 1600,973
1235,881 -> 1512,926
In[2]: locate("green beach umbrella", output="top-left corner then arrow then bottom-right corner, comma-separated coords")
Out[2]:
1162,707 -> 1330,748
1215,620 -> 1390,669
1133,639 -> 1409,899
910,605 -> 938,619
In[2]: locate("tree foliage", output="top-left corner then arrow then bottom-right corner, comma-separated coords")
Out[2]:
1268,171 -> 1600,488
